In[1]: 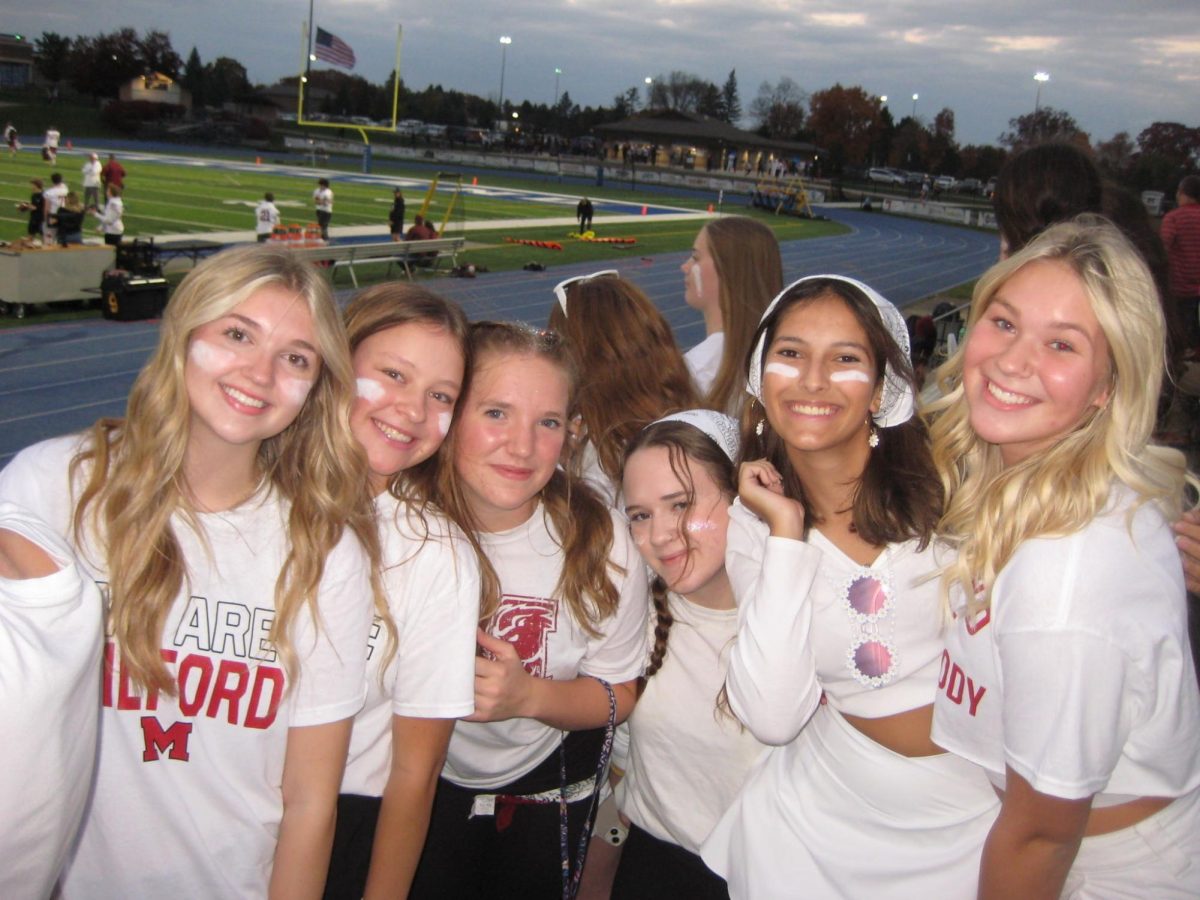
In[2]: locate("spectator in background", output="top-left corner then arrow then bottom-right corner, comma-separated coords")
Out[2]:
81,154 -> 102,210
992,142 -> 1102,259
1163,175 -> 1200,352
42,127 -> 60,164
42,173 -> 68,244
388,189 -> 406,242
576,196 -> 594,232
51,192 -> 85,245
18,178 -> 45,241
93,184 -> 124,246
100,154 -> 125,192
313,177 -> 334,241
4,122 -> 17,159
405,214 -> 437,242
255,192 -> 280,243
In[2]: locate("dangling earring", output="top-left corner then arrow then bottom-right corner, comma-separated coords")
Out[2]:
755,418 -> 765,437
868,426 -> 880,449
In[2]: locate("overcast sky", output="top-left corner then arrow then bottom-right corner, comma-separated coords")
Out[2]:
10,1 -> 1198,147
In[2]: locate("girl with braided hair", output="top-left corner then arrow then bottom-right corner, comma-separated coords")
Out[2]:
604,410 -> 764,899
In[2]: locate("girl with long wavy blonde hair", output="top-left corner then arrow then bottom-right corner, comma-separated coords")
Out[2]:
928,217 -> 1200,898
408,321 -> 650,898
0,243 -> 381,899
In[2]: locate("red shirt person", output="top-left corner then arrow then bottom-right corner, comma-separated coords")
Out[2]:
100,154 -> 126,192
1162,175 -> 1200,347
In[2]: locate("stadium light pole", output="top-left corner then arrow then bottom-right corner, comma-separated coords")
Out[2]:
553,67 -> 562,107
498,36 -> 512,121
911,93 -> 919,119
1034,71 -> 1050,113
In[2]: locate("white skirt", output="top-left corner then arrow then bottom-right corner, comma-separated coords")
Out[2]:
701,703 -> 999,899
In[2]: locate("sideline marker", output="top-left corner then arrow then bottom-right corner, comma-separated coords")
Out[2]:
707,203 -> 714,212
256,157 -> 261,165
472,176 -> 478,185
641,205 -> 648,215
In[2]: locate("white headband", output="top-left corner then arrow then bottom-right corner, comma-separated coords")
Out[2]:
650,409 -> 740,462
553,269 -> 619,315
745,274 -> 915,429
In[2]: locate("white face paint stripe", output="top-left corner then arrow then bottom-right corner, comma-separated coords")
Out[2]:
189,339 -> 236,372
437,411 -> 453,437
764,361 -> 800,379
829,369 -> 872,383
278,375 -> 315,406
356,377 -> 385,402
690,262 -> 703,296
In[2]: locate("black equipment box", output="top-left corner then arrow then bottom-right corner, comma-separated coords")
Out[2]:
101,271 -> 169,321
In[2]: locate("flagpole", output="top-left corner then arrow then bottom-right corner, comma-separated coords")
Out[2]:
304,0 -> 315,118
298,19 -> 308,121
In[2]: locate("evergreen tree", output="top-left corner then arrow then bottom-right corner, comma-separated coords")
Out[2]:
720,69 -> 741,124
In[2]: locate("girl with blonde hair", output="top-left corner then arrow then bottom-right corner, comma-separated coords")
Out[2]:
930,216 -> 1200,897
680,216 -> 783,415
0,243 -> 381,899
408,321 -> 649,898
324,283 -> 483,900
548,270 -> 700,503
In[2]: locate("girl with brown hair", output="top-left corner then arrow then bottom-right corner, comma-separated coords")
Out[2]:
548,270 -> 700,503
680,216 -> 783,415
407,321 -> 650,898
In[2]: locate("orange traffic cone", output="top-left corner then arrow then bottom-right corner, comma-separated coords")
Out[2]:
472,176 -> 478,186
256,156 -> 261,165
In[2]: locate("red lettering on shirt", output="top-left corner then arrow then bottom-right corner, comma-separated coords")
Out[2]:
491,595 -> 559,677
140,716 -> 194,762
938,650 -> 987,717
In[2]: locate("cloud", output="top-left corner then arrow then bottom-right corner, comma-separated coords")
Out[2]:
809,12 -> 866,27
983,35 -> 1062,53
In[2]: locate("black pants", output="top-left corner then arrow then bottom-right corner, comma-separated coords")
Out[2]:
612,823 -> 730,900
104,233 -> 121,246
316,210 -> 332,240
410,728 -> 605,899
323,793 -> 382,900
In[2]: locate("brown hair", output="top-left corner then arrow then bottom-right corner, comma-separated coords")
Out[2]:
741,278 -> 943,547
413,322 -> 621,631
701,216 -> 783,415
548,275 -> 700,486
622,420 -> 735,679
343,282 -> 475,667
993,143 -> 1103,253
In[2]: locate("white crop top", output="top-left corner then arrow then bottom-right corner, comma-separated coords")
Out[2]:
724,500 -> 946,745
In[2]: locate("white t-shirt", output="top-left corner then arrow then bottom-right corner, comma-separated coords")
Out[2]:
932,486 -> 1200,804
0,435 -> 373,900
684,331 -> 724,397
0,502 -> 103,900
616,591 -> 765,854
724,500 -> 948,745
313,187 -> 333,213
442,504 -> 649,790
43,183 -> 68,216
341,495 -> 480,797
81,160 -> 102,189
44,129 -> 60,149
255,201 -> 280,236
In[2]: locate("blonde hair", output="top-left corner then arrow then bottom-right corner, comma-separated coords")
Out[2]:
547,275 -> 699,485
73,244 -> 383,695
929,216 -> 1188,613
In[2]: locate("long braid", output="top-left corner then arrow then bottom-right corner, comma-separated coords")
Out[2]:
644,575 -> 674,679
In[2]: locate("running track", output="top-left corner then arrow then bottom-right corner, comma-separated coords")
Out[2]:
0,208 -> 997,467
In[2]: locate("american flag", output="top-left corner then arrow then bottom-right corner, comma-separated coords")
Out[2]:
314,27 -> 356,69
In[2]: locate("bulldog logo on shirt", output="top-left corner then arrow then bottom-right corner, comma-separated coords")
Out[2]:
490,595 -> 559,677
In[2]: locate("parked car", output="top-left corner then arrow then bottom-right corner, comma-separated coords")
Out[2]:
958,178 -> 983,195
934,175 -> 957,191
868,167 -> 905,185
984,176 -> 998,199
